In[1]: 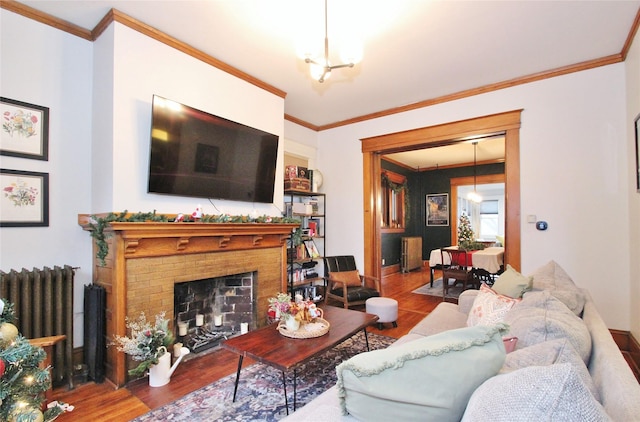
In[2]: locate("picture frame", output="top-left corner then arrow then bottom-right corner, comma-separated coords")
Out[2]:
426,193 -> 449,226
635,113 -> 640,192
1,97 -> 49,161
0,169 -> 49,227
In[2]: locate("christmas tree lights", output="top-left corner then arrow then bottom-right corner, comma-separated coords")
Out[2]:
0,299 -> 70,421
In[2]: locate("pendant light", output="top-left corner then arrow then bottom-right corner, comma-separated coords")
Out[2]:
302,0 -> 362,83
467,142 -> 483,203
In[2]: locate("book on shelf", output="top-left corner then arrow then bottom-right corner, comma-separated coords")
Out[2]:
308,219 -> 319,237
304,239 -> 320,258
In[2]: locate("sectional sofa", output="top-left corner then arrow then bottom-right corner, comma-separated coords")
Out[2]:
283,261 -> 640,421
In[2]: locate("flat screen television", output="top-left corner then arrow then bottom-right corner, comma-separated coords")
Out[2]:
147,95 -> 279,203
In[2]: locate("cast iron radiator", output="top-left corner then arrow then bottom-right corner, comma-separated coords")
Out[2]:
401,236 -> 423,273
83,284 -> 105,383
0,265 -> 75,386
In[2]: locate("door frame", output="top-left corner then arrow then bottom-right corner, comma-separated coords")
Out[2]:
361,110 -> 522,279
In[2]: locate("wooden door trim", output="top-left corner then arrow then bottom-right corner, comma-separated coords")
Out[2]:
362,110 -> 522,279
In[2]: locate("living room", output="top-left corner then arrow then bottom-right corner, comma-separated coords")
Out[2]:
1,1 -> 639,420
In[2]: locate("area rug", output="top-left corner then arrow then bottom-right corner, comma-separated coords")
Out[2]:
412,277 -> 464,299
132,331 -> 394,422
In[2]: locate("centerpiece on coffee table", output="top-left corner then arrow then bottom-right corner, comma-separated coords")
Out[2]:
268,292 -> 330,339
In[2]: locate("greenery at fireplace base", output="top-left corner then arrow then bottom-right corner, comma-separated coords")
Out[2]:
88,210 -> 300,266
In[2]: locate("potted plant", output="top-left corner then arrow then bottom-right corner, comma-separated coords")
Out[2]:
111,311 -> 175,380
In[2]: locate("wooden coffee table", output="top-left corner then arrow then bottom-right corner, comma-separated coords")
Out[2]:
221,305 -> 379,414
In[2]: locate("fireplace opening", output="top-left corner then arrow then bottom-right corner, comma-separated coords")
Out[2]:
174,271 -> 256,353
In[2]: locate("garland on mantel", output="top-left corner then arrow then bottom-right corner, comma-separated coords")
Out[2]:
88,210 -> 300,266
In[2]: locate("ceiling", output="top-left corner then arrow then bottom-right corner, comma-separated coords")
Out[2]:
7,0 -> 640,168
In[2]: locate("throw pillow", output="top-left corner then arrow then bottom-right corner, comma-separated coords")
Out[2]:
461,363 -> 610,422
503,291 -> 592,364
467,284 -> 520,327
529,260 -> 585,315
329,270 -> 361,289
492,264 -> 533,298
501,338 -> 600,401
336,324 -> 507,422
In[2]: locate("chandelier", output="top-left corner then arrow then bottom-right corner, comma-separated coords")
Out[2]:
301,0 -> 362,83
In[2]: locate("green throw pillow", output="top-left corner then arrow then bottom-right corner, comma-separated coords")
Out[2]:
336,324 -> 508,422
492,264 -> 533,298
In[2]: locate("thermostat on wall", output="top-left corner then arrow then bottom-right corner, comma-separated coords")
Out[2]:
536,221 -> 548,231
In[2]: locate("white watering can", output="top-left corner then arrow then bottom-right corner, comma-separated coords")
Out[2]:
148,346 -> 191,387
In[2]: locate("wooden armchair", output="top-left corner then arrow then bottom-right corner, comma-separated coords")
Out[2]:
440,248 -> 477,298
324,256 -> 381,309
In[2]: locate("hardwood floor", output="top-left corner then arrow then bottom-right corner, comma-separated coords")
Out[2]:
52,268 -> 443,421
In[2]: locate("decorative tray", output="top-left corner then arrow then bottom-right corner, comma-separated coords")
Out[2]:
277,318 -> 330,339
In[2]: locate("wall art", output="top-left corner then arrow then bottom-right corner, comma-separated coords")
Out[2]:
426,193 -> 449,226
0,169 -> 49,227
1,97 -> 49,161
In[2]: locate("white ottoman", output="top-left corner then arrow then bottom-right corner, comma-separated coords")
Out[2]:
365,297 -> 398,330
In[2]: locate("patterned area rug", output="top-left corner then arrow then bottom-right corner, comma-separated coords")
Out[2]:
132,331 -> 394,422
412,277 -> 465,299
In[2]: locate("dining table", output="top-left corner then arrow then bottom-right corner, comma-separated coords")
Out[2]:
428,246 -> 505,286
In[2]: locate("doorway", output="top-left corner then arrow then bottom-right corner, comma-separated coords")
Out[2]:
361,110 -> 522,280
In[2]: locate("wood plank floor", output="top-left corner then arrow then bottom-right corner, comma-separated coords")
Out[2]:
52,267 -> 445,421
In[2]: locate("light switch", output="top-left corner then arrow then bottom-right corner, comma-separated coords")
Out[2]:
527,215 -> 536,223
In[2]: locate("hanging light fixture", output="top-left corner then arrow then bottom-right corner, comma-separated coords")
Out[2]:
467,142 -> 483,203
302,0 -> 362,83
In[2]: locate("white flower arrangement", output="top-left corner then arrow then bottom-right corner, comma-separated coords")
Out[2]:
111,311 -> 175,377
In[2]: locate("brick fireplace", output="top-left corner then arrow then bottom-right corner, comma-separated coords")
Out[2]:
79,215 -> 297,387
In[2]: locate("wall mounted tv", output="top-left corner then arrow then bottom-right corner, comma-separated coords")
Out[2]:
148,95 -> 279,203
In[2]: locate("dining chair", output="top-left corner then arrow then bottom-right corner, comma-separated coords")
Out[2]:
323,256 -> 381,309
440,248 -> 477,298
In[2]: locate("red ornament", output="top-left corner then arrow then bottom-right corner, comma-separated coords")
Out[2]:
0,358 -> 5,378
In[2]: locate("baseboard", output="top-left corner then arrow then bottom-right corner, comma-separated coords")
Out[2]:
382,264 -> 400,276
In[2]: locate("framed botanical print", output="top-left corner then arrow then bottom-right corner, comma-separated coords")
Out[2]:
1,97 -> 49,161
0,169 -> 49,227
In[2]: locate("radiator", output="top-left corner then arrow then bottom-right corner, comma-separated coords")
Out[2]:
0,265 -> 75,386
401,237 -> 423,273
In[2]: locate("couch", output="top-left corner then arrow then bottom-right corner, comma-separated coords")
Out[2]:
283,261 -> 640,421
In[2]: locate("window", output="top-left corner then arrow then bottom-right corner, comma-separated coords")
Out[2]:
381,170 -> 406,232
479,200 -> 499,239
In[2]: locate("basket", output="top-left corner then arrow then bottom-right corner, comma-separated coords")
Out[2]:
277,318 -> 330,339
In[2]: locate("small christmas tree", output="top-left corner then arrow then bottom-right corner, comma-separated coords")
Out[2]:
457,212 -> 485,251
0,299 -> 67,422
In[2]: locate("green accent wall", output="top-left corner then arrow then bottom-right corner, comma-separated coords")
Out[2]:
381,160 -> 504,269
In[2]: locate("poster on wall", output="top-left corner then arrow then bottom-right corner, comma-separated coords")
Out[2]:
0,169 -> 49,227
1,97 -> 49,161
426,193 -> 449,226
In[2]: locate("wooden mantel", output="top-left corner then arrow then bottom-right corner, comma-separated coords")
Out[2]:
79,214 -> 297,387
78,214 -> 298,258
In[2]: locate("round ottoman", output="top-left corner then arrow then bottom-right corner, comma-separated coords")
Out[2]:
365,297 -> 398,330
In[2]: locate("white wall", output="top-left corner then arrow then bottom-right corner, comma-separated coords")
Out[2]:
0,11 -> 94,346
1,12 -> 287,348
625,27 -> 640,340
316,64 -> 632,330
96,23 -> 286,218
